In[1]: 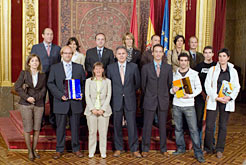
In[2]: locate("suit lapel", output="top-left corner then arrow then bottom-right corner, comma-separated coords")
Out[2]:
124,62 -> 130,84
35,72 -> 41,88
151,62 -> 158,78
71,62 -> 76,79
101,48 -> 107,62
114,63 -> 123,86
60,62 -> 66,80
41,43 -> 49,57
99,79 -> 106,92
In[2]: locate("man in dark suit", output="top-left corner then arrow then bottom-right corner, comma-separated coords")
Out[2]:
85,33 -> 114,77
141,44 -> 173,157
188,36 -> 204,68
31,28 -> 61,126
47,46 -> 86,159
107,46 -> 142,158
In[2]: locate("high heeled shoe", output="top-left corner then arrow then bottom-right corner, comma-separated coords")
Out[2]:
33,150 -> 40,159
28,151 -> 34,161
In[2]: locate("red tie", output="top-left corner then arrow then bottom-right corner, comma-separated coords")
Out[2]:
47,45 -> 50,57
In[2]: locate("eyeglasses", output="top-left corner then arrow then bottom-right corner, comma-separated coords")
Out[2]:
62,52 -> 73,55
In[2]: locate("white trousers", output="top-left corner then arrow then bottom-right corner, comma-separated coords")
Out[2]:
86,115 -> 110,155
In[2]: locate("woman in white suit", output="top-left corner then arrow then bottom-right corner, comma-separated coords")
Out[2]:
84,62 -> 112,158
204,48 -> 240,158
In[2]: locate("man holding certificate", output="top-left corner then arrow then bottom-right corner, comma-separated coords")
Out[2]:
47,46 -> 86,159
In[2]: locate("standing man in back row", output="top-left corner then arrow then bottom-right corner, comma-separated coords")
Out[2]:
85,33 -> 114,78
31,28 -> 61,127
188,36 -> 204,68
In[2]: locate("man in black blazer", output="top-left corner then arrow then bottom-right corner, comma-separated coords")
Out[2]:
47,46 -> 86,159
85,33 -> 114,78
107,46 -> 142,158
31,28 -> 61,126
141,44 -> 173,157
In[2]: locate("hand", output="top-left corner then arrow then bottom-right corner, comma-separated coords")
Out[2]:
172,86 -> 179,93
201,91 -> 207,101
92,110 -> 98,115
224,96 -> 231,103
27,97 -> 35,104
182,93 -> 190,99
97,110 -> 104,115
216,97 -> 226,104
61,96 -> 68,101
75,94 -> 83,100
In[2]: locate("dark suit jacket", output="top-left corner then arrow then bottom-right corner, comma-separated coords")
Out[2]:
141,62 -> 173,111
189,51 -> 204,69
85,47 -> 114,77
47,62 -> 86,114
107,62 -> 140,112
15,70 -> 46,107
31,43 -> 61,73
140,49 -> 166,68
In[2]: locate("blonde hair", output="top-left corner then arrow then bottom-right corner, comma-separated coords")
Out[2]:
122,32 -> 137,49
25,54 -> 42,72
91,62 -> 106,80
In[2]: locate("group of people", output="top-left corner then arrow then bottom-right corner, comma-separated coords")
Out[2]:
15,27 -> 240,163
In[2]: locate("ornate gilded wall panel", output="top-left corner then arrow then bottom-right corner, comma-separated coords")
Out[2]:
169,0 -> 186,50
0,0 -> 11,87
195,0 -> 215,53
22,0 -> 39,69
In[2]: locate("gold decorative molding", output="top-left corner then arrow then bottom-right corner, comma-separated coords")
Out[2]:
196,0 -> 216,52
22,0 -> 39,69
169,0 -> 186,50
0,0 -> 11,87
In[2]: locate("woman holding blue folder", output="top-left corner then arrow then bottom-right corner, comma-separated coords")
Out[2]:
204,48 -> 240,158
84,62 -> 112,158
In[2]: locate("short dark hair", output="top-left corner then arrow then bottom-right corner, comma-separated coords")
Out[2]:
95,33 -> 106,40
174,35 -> 185,44
66,37 -> 80,52
153,44 -> 164,51
203,46 -> 213,53
42,28 -> 52,34
151,34 -> 160,40
178,53 -> 190,61
116,46 -> 127,53
218,48 -> 230,57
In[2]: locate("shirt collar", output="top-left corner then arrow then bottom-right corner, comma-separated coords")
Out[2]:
63,61 -> 72,66
118,61 -> 127,68
153,60 -> 162,67
220,64 -> 229,72
97,47 -> 104,51
43,41 -> 52,48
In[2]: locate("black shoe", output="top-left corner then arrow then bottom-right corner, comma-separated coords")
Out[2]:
172,150 -> 185,155
197,156 -> 205,163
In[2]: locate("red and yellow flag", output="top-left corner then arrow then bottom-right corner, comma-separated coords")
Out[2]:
130,0 -> 138,48
146,0 -> 155,47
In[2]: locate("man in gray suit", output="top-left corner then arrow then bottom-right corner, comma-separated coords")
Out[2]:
141,44 -> 173,157
31,28 -> 61,126
47,46 -> 86,159
107,46 -> 142,158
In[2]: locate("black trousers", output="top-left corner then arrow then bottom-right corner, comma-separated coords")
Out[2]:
204,102 -> 230,153
195,95 -> 205,133
142,107 -> 168,152
113,98 -> 139,152
55,110 -> 81,153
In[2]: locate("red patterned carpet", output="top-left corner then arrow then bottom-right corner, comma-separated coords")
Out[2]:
0,103 -> 246,164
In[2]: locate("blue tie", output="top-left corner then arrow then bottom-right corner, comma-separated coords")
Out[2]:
66,63 -> 72,79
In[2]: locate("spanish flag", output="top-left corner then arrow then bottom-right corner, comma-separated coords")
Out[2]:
130,0 -> 138,48
146,0 -> 155,48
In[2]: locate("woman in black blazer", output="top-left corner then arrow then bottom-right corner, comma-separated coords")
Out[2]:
15,54 -> 46,161
122,32 -> 141,67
